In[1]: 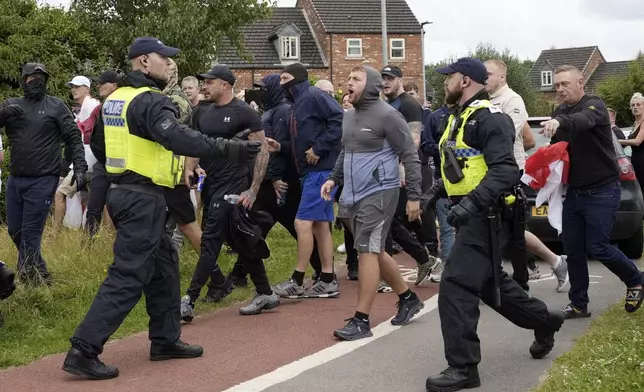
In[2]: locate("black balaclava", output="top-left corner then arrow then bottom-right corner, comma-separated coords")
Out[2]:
23,74 -> 47,101
353,66 -> 383,110
281,63 -> 308,99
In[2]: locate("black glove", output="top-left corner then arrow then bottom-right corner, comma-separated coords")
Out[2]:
226,139 -> 262,161
232,129 -> 252,141
422,178 -> 444,211
0,104 -> 24,124
447,196 -> 478,229
0,262 -> 16,300
70,170 -> 87,192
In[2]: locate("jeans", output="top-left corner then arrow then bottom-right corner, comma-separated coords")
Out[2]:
6,175 -> 59,277
563,181 -> 643,310
435,198 -> 454,261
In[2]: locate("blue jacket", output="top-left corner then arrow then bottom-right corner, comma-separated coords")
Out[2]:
288,80 -> 343,175
259,74 -> 298,182
420,105 -> 450,179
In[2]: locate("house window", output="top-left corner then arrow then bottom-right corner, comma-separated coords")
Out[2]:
346,38 -> 362,58
280,36 -> 299,60
541,70 -> 553,86
390,38 -> 405,60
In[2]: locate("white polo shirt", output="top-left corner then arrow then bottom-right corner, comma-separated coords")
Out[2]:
489,84 -> 529,170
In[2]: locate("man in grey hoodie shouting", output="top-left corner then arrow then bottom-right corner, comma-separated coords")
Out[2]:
321,65 -> 424,341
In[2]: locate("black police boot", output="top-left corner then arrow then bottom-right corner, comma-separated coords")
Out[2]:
62,348 -> 119,380
530,309 -> 565,359
425,366 -> 481,392
150,339 -> 204,361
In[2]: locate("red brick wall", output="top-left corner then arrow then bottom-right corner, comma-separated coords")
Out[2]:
326,33 -> 424,98
231,68 -> 330,92
583,49 -> 605,86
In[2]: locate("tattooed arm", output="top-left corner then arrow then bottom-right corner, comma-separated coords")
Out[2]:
408,121 -> 422,148
237,130 -> 269,209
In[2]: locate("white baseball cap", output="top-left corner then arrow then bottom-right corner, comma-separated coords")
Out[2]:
66,76 -> 91,88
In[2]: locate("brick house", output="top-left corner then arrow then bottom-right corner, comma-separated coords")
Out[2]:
529,46 -> 632,101
217,0 -> 424,98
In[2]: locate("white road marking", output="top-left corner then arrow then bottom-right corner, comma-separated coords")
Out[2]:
222,295 -> 440,392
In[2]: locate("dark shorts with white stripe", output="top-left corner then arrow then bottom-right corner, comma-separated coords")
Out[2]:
339,188 -> 399,254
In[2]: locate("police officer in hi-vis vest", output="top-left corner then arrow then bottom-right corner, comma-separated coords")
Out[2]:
62,37 -> 261,380
424,58 -> 565,392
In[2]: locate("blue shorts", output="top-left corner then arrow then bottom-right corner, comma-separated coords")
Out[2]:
296,171 -> 337,222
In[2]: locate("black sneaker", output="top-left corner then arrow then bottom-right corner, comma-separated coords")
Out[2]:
150,339 -> 204,361
333,317 -> 372,341
562,304 -> 591,319
530,310 -> 565,359
391,295 -> 424,326
203,279 -> 234,303
347,265 -> 358,281
62,348 -> 119,380
426,366 -> 481,392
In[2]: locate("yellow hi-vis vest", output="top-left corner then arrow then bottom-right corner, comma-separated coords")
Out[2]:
439,99 -> 498,197
103,86 -> 184,188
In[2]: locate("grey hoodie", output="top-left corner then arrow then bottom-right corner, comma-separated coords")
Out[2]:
329,66 -> 421,206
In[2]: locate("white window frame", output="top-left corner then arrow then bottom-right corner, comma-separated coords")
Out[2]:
280,36 -> 299,60
389,38 -> 405,60
346,38 -> 363,58
541,70 -> 553,86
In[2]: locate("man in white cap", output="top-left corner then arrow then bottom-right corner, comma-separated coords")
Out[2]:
53,76 -> 100,229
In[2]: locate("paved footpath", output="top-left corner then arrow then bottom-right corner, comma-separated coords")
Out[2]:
0,256 -> 624,392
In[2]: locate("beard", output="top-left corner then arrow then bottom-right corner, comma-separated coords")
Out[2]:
445,87 -> 461,106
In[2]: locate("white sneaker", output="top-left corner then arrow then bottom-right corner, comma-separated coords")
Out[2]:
337,243 -> 346,254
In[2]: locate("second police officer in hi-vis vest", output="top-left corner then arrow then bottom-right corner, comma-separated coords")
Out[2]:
62,36 -> 261,381
424,58 -> 565,392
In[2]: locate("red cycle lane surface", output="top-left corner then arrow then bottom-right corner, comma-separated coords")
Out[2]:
0,252 -> 439,392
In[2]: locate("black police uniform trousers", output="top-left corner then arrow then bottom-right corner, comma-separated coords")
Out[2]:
187,183 -> 272,301
439,209 -> 552,369
71,185 -> 180,357
85,162 -> 111,237
502,181 -> 529,291
385,187 -> 431,265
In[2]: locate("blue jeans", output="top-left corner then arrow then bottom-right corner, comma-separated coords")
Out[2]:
563,181 -> 643,310
6,175 -> 59,277
436,198 -> 454,261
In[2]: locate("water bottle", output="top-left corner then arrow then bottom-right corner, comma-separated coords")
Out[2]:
224,194 -> 240,204
277,189 -> 287,206
196,174 -> 205,192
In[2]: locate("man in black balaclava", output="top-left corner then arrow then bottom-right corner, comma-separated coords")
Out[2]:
0,63 -> 88,285
321,65 -> 424,340
269,63 -> 343,299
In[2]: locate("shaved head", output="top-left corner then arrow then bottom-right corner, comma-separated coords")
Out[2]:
554,65 -> 585,105
315,79 -> 334,95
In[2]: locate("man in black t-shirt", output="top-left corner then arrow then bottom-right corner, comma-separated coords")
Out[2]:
381,65 -> 441,286
180,65 -> 278,319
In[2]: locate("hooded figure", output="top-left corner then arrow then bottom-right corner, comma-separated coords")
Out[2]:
330,65 -> 422,209
255,73 -> 298,183
163,58 -> 192,124
21,62 -> 50,101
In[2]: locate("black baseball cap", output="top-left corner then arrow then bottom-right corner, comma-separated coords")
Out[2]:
127,36 -> 180,59
95,70 -> 119,84
197,65 -> 236,86
435,57 -> 488,85
381,65 -> 403,78
21,62 -> 49,79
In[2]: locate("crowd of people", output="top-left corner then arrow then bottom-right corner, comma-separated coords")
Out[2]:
0,34 -> 643,392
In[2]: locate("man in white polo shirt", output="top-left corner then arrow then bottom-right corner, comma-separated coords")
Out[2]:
485,59 -> 569,294
53,76 -> 100,230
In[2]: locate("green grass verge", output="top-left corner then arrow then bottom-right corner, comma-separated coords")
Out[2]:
0,222 -> 343,369
534,303 -> 644,392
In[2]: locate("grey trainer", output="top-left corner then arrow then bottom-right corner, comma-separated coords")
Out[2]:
416,256 -> 442,286
180,295 -> 194,323
272,278 -> 305,299
239,292 -> 280,315
302,279 -> 340,298
429,261 -> 444,283
377,279 -> 393,293
552,256 -> 570,293
528,265 -> 541,280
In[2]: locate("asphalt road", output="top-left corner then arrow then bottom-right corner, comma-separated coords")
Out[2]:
262,261 -> 624,392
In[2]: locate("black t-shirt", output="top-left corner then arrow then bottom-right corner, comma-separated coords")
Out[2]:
389,92 -> 423,123
191,98 -> 262,198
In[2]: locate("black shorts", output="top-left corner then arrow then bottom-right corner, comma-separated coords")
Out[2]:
164,185 -> 196,225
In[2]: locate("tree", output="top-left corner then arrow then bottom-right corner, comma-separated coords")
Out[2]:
69,0 -> 275,78
425,43 -> 543,115
597,54 -> 644,127
0,0 -> 109,103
